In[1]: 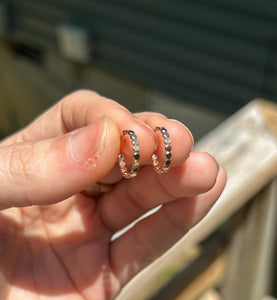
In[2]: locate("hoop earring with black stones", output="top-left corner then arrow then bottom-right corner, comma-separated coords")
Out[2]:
152,127 -> 172,174
118,130 -> 140,178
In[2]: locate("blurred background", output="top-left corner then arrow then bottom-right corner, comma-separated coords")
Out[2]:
0,1 -> 277,300
0,0 -> 277,140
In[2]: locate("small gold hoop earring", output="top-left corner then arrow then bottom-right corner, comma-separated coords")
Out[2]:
152,127 -> 172,174
118,130 -> 140,178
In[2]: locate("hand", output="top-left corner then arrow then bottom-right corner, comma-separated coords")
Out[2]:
0,90 -> 227,299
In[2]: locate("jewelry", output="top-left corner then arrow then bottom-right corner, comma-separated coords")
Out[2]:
152,127 -> 172,173
118,130 -> 140,178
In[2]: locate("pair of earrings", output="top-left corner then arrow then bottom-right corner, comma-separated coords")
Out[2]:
118,127 -> 172,179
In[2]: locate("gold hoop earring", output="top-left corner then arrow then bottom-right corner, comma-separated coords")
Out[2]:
118,130 -> 140,178
152,127 -> 172,174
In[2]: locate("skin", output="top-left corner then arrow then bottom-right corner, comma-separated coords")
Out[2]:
0,90 -> 227,299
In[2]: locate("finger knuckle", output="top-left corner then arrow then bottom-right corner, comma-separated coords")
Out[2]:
6,142 -> 37,184
164,205 -> 190,233
71,89 -> 100,99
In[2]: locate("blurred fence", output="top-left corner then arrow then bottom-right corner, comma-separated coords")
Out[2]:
1,0 -> 277,113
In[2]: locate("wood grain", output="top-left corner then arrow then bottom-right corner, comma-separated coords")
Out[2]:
117,100 -> 277,300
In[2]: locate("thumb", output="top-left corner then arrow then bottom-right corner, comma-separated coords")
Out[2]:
0,117 -> 120,210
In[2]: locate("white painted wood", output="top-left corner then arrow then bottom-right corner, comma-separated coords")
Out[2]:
222,179 -> 277,300
117,100 -> 277,300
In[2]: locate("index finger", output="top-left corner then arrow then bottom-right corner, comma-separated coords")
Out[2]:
3,90 -> 156,163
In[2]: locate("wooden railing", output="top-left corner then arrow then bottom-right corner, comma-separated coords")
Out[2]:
117,100 -> 277,300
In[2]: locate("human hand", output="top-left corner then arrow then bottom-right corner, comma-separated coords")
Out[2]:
0,90 -> 226,299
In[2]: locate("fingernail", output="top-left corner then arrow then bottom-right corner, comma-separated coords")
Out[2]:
70,117 -> 108,163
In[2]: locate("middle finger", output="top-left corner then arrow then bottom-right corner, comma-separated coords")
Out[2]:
99,151 -> 219,232
99,113 -> 194,184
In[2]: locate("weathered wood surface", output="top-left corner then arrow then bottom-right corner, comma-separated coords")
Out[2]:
221,179 -> 277,300
175,255 -> 225,300
147,232 -> 227,300
117,100 -> 277,300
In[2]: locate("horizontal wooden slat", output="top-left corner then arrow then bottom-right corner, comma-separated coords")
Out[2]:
97,43 -> 260,100
98,58 -> 249,113
13,14 -> 266,91
12,16 -> 262,106
106,0 -> 274,43
14,0 -> 269,67
194,0 -> 277,21
3,0 -> 277,112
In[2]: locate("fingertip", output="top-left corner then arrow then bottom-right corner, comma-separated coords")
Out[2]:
169,119 -> 194,151
119,118 -> 156,165
134,113 -> 194,166
190,151 -> 220,192
166,151 -> 219,196
150,119 -> 194,168
167,119 -> 194,164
